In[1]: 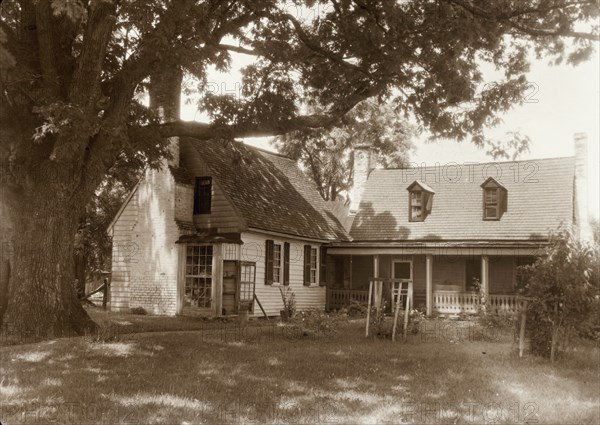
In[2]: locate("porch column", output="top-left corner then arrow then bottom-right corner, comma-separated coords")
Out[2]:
425,254 -> 433,316
212,243 -> 223,317
481,255 -> 490,306
373,255 -> 381,308
176,244 -> 185,315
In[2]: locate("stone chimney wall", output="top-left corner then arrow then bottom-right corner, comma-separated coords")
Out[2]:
574,133 -> 592,242
349,146 -> 375,214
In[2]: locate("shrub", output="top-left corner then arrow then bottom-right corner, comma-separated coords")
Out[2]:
517,227 -> 599,361
408,309 -> 425,334
130,306 -> 147,315
369,299 -> 389,337
294,308 -> 345,336
347,300 -> 367,317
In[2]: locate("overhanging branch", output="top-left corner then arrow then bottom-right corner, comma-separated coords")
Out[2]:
153,113 -> 341,140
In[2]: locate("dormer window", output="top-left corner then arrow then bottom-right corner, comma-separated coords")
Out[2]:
407,181 -> 434,222
194,176 -> 212,214
481,178 -> 507,220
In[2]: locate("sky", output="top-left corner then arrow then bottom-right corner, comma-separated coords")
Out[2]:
181,45 -> 599,220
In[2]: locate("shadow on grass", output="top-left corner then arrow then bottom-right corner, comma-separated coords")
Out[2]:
1,321 -> 598,424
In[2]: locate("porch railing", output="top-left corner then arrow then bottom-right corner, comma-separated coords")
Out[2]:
433,291 -> 522,314
327,289 -> 370,311
488,294 -> 522,314
328,289 -> 523,314
433,291 -> 479,314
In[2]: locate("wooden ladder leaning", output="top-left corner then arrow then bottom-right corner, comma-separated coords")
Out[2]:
365,278 -> 413,342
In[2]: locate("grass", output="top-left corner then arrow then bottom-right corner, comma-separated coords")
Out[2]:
1,310 -> 598,424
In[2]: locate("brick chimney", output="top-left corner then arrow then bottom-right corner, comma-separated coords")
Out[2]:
574,133 -> 592,242
349,146 -> 376,214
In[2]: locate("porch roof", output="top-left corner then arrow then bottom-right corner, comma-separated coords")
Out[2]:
176,232 -> 244,245
327,240 -> 546,256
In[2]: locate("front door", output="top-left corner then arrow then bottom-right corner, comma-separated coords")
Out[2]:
465,259 -> 481,291
222,260 -> 238,315
392,260 -> 412,281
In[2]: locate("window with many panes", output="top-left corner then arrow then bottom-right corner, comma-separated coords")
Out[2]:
273,243 -> 282,283
410,191 -> 423,221
407,181 -> 434,222
309,247 -> 318,284
481,178 -> 507,220
484,188 -> 499,219
184,245 -> 213,308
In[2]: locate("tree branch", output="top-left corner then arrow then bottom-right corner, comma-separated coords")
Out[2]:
35,1 -> 60,98
261,9 -> 371,76
446,0 -> 599,41
216,43 -> 258,56
69,1 -> 116,109
508,22 -> 599,41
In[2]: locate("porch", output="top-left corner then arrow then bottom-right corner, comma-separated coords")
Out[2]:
326,288 -> 523,314
325,251 -> 534,315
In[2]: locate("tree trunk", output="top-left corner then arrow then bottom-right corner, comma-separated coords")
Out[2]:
0,186 -> 96,339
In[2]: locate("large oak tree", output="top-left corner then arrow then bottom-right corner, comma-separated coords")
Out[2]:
0,0 -> 597,337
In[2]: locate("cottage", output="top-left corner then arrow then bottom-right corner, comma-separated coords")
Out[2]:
327,133 -> 591,315
108,137 -> 348,317
108,134 -> 591,317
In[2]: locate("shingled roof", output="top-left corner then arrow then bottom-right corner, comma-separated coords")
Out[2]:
184,138 -> 349,241
350,156 -> 575,241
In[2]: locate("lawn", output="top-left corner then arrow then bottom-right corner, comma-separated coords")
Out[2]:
1,310 -> 598,424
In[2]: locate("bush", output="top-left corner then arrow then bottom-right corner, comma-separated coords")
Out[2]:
408,309 -> 426,334
130,306 -> 147,315
346,300 -> 367,317
517,227 -> 599,361
478,312 -> 516,330
293,309 -> 345,336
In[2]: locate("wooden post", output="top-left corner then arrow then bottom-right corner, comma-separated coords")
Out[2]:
426,254 -> 433,316
102,278 -> 108,310
519,299 -> 528,358
392,281 -> 402,342
403,281 -> 412,340
481,255 -> 489,313
365,279 -> 373,337
373,255 -> 380,310
213,243 -> 224,317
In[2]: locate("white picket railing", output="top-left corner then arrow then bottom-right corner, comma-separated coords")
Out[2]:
433,292 -> 521,314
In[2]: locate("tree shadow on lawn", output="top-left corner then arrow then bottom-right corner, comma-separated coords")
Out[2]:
1,322 -> 598,424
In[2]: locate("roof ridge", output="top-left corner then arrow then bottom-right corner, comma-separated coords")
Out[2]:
244,143 -> 294,161
376,155 -> 574,171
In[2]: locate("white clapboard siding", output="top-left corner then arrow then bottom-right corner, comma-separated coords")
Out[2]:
180,140 -> 244,233
111,167 -> 180,315
241,232 -> 326,317
110,188 -> 139,311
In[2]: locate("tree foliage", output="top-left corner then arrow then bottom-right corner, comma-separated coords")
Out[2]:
0,0 -> 598,336
274,99 -> 415,200
518,228 -> 600,361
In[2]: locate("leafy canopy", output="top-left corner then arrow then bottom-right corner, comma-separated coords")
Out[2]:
274,99 -> 416,201
0,0 -> 598,198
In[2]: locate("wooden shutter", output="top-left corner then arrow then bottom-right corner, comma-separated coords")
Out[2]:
303,245 -> 312,286
265,239 -> 274,285
319,246 -> 327,287
500,188 -> 507,215
283,242 -> 290,286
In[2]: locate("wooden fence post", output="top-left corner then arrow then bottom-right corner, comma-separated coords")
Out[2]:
102,278 -> 109,311
519,300 -> 528,358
